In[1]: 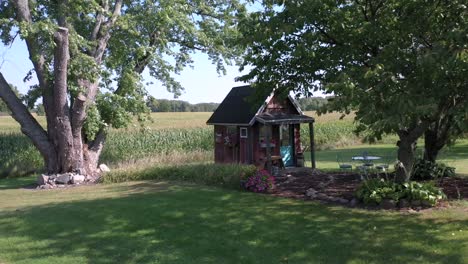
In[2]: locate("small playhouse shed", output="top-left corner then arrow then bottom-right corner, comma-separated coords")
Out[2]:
207,85 -> 316,170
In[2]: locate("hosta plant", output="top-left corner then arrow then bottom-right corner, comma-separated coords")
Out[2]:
356,178 -> 446,207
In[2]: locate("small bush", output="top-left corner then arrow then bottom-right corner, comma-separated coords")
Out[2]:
102,163 -> 257,189
356,178 -> 446,206
401,181 -> 446,206
355,179 -> 402,204
411,159 -> 456,181
242,169 -> 275,193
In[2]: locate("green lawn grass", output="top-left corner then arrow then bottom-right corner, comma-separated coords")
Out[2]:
305,139 -> 468,176
0,179 -> 467,264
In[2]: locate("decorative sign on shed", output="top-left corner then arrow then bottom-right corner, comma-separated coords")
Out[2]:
206,85 -> 316,170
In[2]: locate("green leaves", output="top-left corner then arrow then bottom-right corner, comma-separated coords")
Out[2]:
2,0 -> 249,150
240,0 -> 467,142
356,178 -> 446,206
83,104 -> 105,141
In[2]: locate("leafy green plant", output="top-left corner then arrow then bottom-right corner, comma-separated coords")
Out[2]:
411,159 -> 456,181
355,178 -> 446,207
355,179 -> 402,204
400,182 -> 446,206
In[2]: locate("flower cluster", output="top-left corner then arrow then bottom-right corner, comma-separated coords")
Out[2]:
243,169 -> 275,193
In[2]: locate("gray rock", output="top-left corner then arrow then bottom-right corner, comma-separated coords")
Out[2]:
411,200 -> 422,207
337,198 -> 349,204
40,184 -> 52,190
317,193 -> 328,200
99,164 -> 110,172
37,174 -> 49,185
305,188 -> 317,197
329,196 -> 340,202
349,198 -> 358,207
421,200 -> 433,208
71,175 -> 85,184
381,199 -> 396,210
56,174 -> 71,184
397,199 -> 410,208
57,184 -> 66,188
317,182 -> 326,189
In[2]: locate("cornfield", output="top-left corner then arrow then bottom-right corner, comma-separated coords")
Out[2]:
0,112 -> 367,177
100,128 -> 213,163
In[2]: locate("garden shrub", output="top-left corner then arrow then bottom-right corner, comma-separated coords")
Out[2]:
411,159 -> 455,181
356,178 -> 446,207
242,169 -> 275,193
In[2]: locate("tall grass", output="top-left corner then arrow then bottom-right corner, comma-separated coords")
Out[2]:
0,133 -> 43,177
102,163 -> 257,189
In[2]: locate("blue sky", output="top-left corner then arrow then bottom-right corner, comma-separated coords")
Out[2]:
0,39 -> 248,104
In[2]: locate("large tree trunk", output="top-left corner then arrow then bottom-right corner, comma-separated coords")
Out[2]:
423,115 -> 455,163
395,137 -> 418,183
1,0 -> 122,182
423,129 -> 444,163
53,27 -> 75,173
0,28 -> 105,181
395,122 -> 430,183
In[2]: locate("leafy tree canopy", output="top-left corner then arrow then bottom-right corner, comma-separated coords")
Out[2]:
0,0 -> 248,176
238,0 -> 468,181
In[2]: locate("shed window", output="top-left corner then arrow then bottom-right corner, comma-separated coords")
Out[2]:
240,127 -> 248,138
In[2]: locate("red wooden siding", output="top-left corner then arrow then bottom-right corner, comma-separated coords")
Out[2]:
265,96 -> 299,114
213,94 -> 305,167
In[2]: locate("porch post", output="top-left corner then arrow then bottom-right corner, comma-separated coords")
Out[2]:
309,122 -> 316,169
265,124 -> 272,173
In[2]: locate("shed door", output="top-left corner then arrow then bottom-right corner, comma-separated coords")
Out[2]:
280,124 -> 294,167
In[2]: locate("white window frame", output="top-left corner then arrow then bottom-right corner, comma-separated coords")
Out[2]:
240,127 -> 248,138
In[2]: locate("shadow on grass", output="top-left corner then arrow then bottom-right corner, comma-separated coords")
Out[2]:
0,183 -> 466,264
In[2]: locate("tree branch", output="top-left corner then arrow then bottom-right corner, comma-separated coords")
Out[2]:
312,22 -> 340,46
90,0 -> 109,41
12,0 -> 57,141
0,73 -> 57,171
93,0 -> 122,63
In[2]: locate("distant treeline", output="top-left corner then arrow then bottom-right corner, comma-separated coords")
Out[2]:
146,97 -> 219,112
297,97 -> 330,111
3,94 -> 330,114
146,96 -> 330,113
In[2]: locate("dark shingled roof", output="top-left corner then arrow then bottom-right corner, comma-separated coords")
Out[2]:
207,85 -> 315,126
206,85 -> 262,125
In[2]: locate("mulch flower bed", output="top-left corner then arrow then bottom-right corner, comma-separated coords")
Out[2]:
268,168 -> 468,209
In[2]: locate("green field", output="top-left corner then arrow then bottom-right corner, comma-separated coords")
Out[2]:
0,112 -> 467,176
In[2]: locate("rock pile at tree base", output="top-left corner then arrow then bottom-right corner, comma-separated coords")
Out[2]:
37,173 -> 91,189
36,164 -> 110,189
